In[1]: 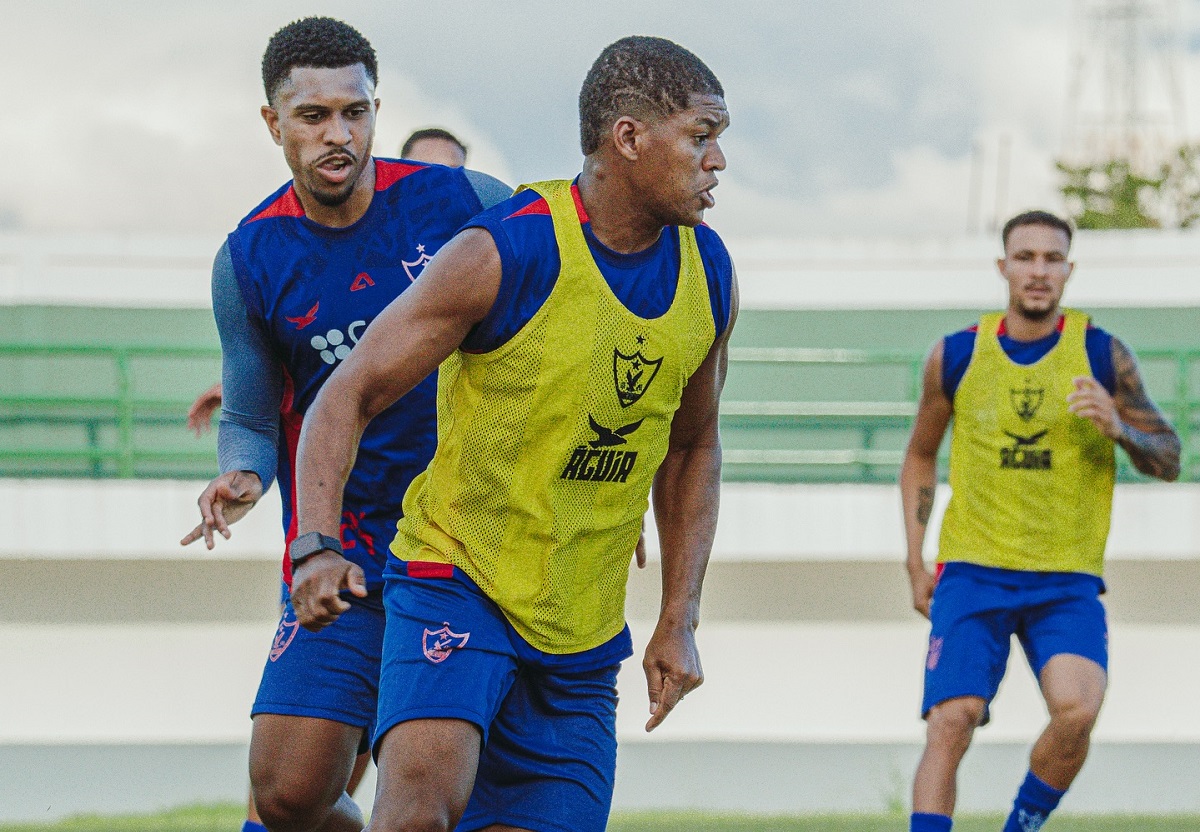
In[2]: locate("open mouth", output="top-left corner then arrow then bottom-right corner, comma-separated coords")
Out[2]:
699,185 -> 717,209
315,155 -> 355,185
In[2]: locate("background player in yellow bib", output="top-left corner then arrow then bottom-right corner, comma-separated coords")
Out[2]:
900,210 -> 1180,832
290,36 -> 736,832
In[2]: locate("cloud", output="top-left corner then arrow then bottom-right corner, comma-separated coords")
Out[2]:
1,0 -> 1197,235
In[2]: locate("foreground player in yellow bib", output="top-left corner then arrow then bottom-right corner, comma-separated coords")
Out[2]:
290,36 -> 736,832
900,211 -> 1180,832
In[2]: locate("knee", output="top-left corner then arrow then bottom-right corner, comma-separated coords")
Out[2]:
926,698 -> 986,749
368,804 -> 456,832
1049,693 -> 1102,739
252,778 -> 336,832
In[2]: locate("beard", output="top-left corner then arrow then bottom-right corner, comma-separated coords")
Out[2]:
307,175 -> 358,207
1015,299 -> 1057,321
303,154 -> 365,207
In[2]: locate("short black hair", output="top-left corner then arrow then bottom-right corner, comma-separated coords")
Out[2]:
578,35 -> 724,156
262,17 -> 378,104
401,128 -> 468,160
1002,210 -> 1073,250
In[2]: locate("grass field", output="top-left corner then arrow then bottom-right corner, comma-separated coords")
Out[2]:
4,805 -> 1200,831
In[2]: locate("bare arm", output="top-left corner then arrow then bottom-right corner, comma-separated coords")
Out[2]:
1067,336 -> 1181,481
900,340 -> 953,619
289,228 -> 502,628
643,272 -> 739,732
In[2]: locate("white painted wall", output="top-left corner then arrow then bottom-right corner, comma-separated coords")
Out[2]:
4,230 -> 1200,310
3,480 -> 1198,748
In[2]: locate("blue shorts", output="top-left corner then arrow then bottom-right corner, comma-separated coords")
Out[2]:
252,591 -> 384,754
376,559 -> 632,832
922,562 -> 1108,721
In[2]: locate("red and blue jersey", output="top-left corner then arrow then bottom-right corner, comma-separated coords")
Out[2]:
462,181 -> 734,353
225,159 -> 484,588
942,315 -> 1115,399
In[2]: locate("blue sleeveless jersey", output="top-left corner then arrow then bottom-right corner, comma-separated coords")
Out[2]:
463,181 -> 734,353
226,158 -> 483,589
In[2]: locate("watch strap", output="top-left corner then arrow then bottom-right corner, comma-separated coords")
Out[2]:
289,531 -> 343,568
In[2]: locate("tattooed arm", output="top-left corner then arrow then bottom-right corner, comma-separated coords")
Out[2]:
1067,336 -> 1181,482
900,339 -> 954,619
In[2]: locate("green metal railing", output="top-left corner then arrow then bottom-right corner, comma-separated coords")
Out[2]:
0,343 -> 222,479
720,345 -> 1200,482
0,343 -> 1197,482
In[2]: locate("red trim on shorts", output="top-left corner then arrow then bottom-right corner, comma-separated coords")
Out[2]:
408,561 -> 455,579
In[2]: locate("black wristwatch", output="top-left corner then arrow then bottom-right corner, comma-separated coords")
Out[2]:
289,531 -> 343,569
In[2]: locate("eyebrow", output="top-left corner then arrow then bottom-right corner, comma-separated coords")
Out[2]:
291,98 -> 372,112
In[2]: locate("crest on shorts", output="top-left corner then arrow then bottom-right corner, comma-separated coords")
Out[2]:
925,636 -> 944,671
1010,382 -> 1044,422
269,609 -> 300,662
402,244 -> 433,282
422,622 -> 470,664
613,342 -> 663,408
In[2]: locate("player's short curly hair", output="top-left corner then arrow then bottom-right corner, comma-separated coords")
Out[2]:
261,17 -> 378,104
578,36 -> 724,156
1002,210 -> 1074,250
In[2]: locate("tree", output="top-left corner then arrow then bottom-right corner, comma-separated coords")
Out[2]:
1056,143 -> 1200,230
1160,144 -> 1200,229
1055,158 -> 1162,229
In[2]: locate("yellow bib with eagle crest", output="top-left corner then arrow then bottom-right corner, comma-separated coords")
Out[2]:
391,179 -> 716,653
937,309 -> 1115,576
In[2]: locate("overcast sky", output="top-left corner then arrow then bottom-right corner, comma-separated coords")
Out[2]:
4,0 -> 1199,238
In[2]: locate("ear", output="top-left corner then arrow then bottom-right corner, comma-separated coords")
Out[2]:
611,115 -> 644,163
261,105 -> 283,147
995,257 -> 1007,280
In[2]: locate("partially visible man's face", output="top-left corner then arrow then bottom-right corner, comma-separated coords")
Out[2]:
405,137 -> 466,167
262,64 -> 377,207
635,93 -> 729,228
998,224 -> 1074,321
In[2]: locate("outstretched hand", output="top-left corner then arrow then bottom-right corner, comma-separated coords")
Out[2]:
290,551 -> 367,631
181,470 -> 262,548
1067,376 -> 1122,440
643,621 -> 703,732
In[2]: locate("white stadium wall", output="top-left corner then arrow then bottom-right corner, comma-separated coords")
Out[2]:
6,228 -> 1200,311
2,480 -> 1199,821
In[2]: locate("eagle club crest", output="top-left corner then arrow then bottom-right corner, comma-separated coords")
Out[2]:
402,243 -> 433,282
613,342 -> 663,408
421,622 -> 470,664
269,609 -> 300,662
1010,383 -> 1044,422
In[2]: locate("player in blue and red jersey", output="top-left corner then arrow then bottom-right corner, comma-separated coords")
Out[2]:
180,18 -> 508,832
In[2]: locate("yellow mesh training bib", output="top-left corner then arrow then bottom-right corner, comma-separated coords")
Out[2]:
392,179 -> 716,652
938,309 -> 1115,576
